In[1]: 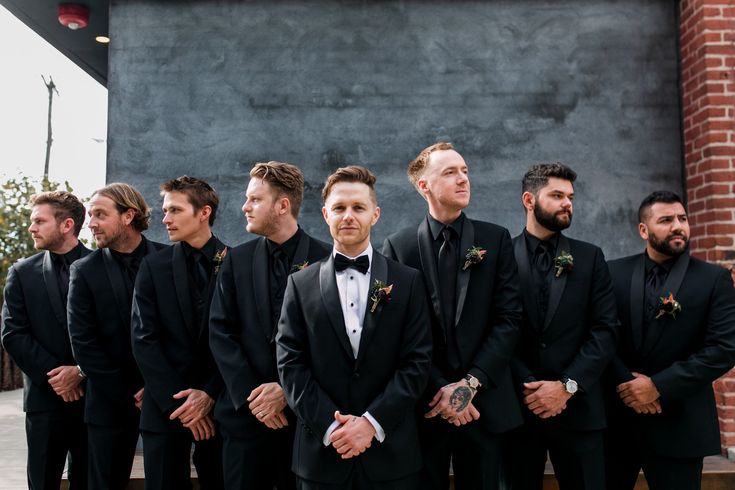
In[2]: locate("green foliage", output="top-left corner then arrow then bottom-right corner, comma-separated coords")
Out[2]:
0,176 -> 72,294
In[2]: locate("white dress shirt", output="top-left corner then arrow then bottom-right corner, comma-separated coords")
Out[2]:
322,243 -> 386,445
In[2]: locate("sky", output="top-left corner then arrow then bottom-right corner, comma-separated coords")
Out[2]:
0,5 -> 107,200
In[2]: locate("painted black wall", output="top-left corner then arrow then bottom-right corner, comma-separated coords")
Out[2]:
107,0 -> 682,258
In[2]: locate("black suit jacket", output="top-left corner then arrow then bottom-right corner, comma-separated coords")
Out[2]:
606,252 -> 735,457
209,232 -> 330,436
2,246 -> 91,412
67,237 -> 167,425
383,216 -> 524,433
276,251 -> 432,484
511,232 -> 618,430
131,239 -> 227,433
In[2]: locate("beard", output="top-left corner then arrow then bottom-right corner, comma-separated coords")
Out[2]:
246,208 -> 280,238
34,229 -> 64,251
649,231 -> 689,257
94,220 -> 127,249
534,204 -> 572,232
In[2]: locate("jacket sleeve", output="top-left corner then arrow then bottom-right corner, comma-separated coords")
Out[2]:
652,268 -> 735,402
1,265 -> 60,384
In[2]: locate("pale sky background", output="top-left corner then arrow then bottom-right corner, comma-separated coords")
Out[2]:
0,5 -> 107,201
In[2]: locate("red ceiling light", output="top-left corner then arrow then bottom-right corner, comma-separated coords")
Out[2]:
58,3 -> 90,30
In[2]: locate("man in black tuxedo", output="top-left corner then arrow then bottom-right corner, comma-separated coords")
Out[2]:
131,176 -> 225,489
277,166 -> 432,490
209,162 -> 330,490
506,163 -> 618,490
382,142 -> 523,490
2,191 -> 90,489
604,191 -> 735,490
68,183 -> 167,490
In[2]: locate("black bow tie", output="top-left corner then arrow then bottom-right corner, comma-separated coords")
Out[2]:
334,254 -> 369,274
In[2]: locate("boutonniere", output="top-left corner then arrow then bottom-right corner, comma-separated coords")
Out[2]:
656,292 -> 682,319
554,250 -> 574,278
462,246 -> 487,271
369,280 -> 393,313
290,260 -> 309,273
213,247 -> 228,274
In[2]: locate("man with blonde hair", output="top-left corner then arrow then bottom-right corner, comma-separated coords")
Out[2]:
2,191 -> 90,489
68,182 -> 167,489
210,162 -> 330,489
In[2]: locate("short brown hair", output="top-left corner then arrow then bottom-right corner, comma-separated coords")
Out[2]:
160,176 -> 219,226
30,191 -> 86,237
321,165 -> 377,203
249,161 -> 304,218
407,142 -> 455,191
521,163 -> 577,196
93,182 -> 151,232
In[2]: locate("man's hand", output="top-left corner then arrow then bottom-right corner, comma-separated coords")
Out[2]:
188,415 -> 216,441
523,380 -> 571,419
60,386 -> 85,402
134,388 -> 144,410
424,380 -> 476,420
247,382 -> 288,426
447,402 -> 481,426
170,389 -> 214,425
632,400 -> 662,415
329,412 -> 375,459
617,372 -> 660,408
47,366 -> 83,397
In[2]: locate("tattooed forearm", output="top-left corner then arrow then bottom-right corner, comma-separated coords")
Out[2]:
449,386 -> 472,412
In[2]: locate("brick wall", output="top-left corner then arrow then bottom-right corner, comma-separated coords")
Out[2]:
679,0 -> 735,455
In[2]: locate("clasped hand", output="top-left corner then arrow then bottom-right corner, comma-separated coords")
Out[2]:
47,366 -> 84,402
616,372 -> 662,415
247,382 -> 289,429
425,381 -> 480,426
329,412 -> 376,459
523,380 -> 571,419
170,388 -> 216,440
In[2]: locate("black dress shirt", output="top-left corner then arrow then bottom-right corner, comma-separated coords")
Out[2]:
182,236 -> 217,325
110,238 -> 148,293
50,242 -> 85,304
267,227 -> 303,330
524,229 -> 560,328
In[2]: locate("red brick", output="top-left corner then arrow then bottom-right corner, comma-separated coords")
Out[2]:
705,45 -> 735,56
708,223 -> 735,234
707,120 -> 735,131
709,170 -> 735,182
702,19 -> 735,31
703,7 -> 721,17
703,31 -> 724,43
704,146 -> 735,157
689,200 -> 707,213
705,70 -> 731,81
706,95 -> 735,106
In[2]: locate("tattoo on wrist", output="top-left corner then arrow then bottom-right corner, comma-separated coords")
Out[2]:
449,386 -> 472,412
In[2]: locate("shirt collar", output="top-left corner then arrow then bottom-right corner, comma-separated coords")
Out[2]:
644,251 -> 678,274
523,228 -> 559,253
428,212 -> 465,241
182,235 -> 217,262
267,227 -> 303,261
332,243 -> 373,273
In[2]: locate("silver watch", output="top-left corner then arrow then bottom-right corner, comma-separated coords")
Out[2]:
561,377 -> 578,395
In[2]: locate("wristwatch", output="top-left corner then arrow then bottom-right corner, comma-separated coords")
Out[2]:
76,365 -> 86,379
561,377 -> 578,395
464,374 -> 482,392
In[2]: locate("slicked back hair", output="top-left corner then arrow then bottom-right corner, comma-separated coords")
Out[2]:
160,176 -> 219,226
249,161 -> 304,218
93,182 -> 151,232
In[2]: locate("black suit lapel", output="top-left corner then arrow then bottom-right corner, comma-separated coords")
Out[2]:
356,251 -> 387,367
102,248 -> 132,326
200,238 -> 227,338
629,254 -> 646,351
319,255 -> 354,360
291,232 -> 309,272
252,238 -> 274,342
42,251 -> 66,326
143,236 -> 158,255
513,233 -> 540,330
454,218 -> 474,326
544,234 -> 570,330
172,243 -> 196,337
642,253 -> 690,355
417,218 -> 443,326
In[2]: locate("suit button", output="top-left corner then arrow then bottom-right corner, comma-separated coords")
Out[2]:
539,343 -> 547,349
352,371 -> 360,379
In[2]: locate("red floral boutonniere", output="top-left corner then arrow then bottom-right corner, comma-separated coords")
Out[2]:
656,292 -> 682,319
554,250 -> 574,278
213,247 -> 228,274
463,246 -> 487,271
369,280 -> 393,313
290,261 -> 309,273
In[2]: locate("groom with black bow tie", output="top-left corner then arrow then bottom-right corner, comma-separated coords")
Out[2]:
277,165 -> 432,490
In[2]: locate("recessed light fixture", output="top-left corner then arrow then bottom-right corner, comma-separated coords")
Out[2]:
95,35 -> 110,44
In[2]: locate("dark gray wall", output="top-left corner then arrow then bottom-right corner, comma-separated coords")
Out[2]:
107,0 -> 682,259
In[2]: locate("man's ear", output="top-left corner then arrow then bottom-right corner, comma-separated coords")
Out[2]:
638,222 -> 649,241
521,191 -> 535,213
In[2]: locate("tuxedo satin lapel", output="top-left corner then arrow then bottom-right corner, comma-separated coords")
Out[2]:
629,254 -> 645,351
102,248 -> 131,326
319,256 -> 354,360
356,252 -> 387,367
513,234 -> 541,330
42,251 -> 66,326
172,243 -> 195,336
417,218 -> 442,327
544,234 -> 570,330
643,253 -> 690,356
454,218 -> 474,326
291,232 -> 309,272
253,238 -> 274,342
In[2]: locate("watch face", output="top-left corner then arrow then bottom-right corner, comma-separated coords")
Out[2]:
565,379 -> 578,394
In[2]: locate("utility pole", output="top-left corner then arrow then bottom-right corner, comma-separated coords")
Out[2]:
41,75 -> 59,181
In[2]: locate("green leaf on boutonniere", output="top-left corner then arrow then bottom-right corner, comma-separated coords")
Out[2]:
656,292 -> 682,319
213,247 -> 228,274
554,250 -> 573,278
290,260 -> 308,273
462,246 -> 487,271
369,280 -> 393,313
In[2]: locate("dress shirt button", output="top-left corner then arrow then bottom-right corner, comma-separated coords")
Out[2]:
540,342 -> 547,349
350,276 -> 353,280
350,302 -> 354,307
353,371 -> 360,379
352,329 -> 357,333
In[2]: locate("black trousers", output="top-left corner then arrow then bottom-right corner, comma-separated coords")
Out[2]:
141,429 -> 223,490
221,425 -> 295,490
87,415 -> 139,490
26,402 -> 87,490
419,416 -> 504,490
296,460 -> 419,490
504,422 -> 605,490
605,422 -> 703,490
